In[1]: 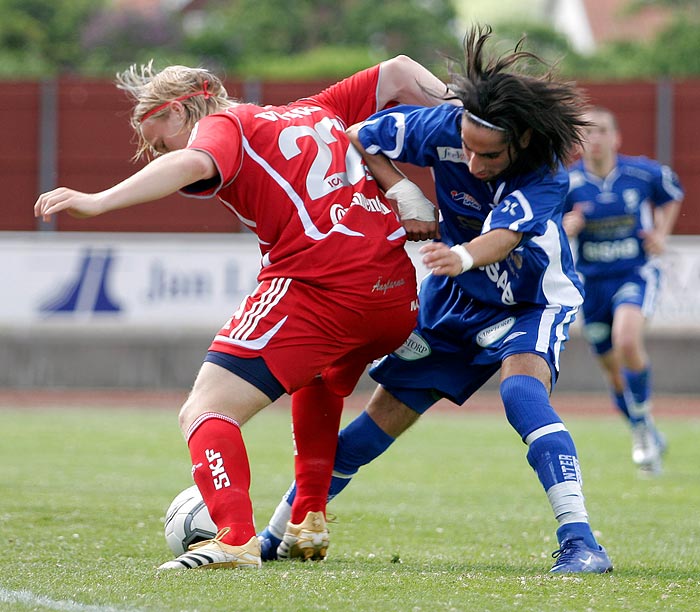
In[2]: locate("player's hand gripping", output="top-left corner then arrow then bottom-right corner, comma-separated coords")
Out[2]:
420,241 -> 468,277
34,188 -> 104,222
402,216 -> 440,242
385,178 -> 440,241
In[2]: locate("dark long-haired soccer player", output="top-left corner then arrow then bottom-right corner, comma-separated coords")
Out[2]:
259,25 -> 613,574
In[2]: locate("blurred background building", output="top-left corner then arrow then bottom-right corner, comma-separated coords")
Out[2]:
457,0 -> 675,54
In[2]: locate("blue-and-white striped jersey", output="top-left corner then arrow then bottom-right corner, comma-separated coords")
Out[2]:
564,154 -> 684,279
358,104 -> 583,308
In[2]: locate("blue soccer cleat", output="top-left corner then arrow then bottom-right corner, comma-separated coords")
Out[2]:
549,538 -> 613,574
257,527 -> 282,561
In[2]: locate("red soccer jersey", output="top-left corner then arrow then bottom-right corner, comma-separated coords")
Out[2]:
181,65 -> 416,308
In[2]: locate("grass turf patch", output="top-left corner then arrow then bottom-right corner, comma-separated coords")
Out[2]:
1,402 -> 698,611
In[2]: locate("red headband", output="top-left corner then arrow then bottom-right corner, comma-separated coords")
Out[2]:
140,80 -> 211,122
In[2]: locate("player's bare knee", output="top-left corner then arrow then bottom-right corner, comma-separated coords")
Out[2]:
177,397 -> 198,433
614,338 -> 644,367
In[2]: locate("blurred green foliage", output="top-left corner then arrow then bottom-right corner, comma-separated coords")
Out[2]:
0,0 -> 698,80
0,0 -> 107,77
183,0 -> 461,78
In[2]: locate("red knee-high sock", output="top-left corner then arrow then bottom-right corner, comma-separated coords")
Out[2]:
290,378 -> 344,524
186,412 -> 256,546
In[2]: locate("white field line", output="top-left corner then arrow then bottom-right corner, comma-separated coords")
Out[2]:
0,587 -> 144,612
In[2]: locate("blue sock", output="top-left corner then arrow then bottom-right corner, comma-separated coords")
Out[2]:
526,431 -> 579,490
624,367 -> 650,405
623,367 -> 651,421
285,411 -> 395,505
613,388 -> 646,425
501,375 -> 562,441
612,390 -> 631,419
329,411 -> 395,499
556,522 -> 599,549
501,375 -> 597,548
501,375 -> 577,488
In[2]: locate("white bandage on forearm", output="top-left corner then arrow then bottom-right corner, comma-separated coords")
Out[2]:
385,178 -> 436,222
450,244 -> 474,273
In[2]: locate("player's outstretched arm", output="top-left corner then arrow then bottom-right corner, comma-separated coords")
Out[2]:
421,228 -> 522,277
377,55 -> 457,109
34,149 -> 216,222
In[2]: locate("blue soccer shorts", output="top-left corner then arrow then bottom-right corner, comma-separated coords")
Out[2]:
580,264 -> 660,355
369,273 -> 579,414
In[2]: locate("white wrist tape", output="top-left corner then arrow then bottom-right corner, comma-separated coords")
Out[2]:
450,244 -> 474,273
385,178 -> 436,222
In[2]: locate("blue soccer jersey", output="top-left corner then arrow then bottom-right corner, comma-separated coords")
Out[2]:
564,154 -> 684,279
358,104 -> 583,308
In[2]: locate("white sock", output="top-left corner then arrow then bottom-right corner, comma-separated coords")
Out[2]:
266,483 -> 294,539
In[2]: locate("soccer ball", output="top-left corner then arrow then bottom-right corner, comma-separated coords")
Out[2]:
163,485 -> 217,555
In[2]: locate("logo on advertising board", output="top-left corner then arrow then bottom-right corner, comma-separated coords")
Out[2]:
39,248 -> 122,315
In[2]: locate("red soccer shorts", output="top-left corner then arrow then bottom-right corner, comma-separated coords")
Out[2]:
208,277 -> 418,397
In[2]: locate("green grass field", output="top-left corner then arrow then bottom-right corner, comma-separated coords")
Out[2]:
1,400 -> 699,612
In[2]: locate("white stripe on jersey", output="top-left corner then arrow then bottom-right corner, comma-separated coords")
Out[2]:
532,220 -> 584,308
387,227 -> 407,241
362,112 -> 406,159
214,316 -> 288,351
536,304 -> 560,354
639,198 -> 654,233
493,182 -> 507,205
534,303 -> 577,371
506,190 -> 534,231
230,277 -> 292,341
552,306 -> 578,371
240,134 -> 364,240
219,195 -> 257,229
660,165 -> 684,201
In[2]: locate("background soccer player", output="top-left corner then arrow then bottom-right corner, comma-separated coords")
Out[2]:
562,106 -> 683,476
259,25 -> 613,574
34,54 -> 451,570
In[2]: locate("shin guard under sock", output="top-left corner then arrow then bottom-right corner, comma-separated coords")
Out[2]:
289,379 -> 343,523
501,375 -> 595,545
333,410 -> 396,477
187,412 -> 255,546
623,367 -> 651,420
278,409 -> 396,529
